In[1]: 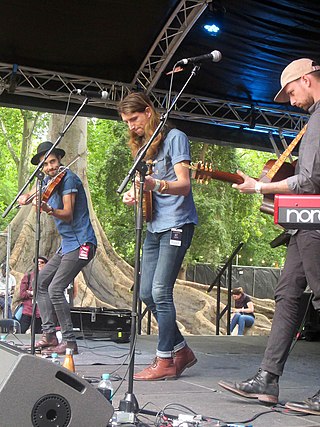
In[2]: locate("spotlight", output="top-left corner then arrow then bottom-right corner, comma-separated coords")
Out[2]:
203,23 -> 220,35
203,1 -> 226,36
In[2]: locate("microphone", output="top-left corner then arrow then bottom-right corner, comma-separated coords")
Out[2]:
176,50 -> 222,66
73,89 -> 109,100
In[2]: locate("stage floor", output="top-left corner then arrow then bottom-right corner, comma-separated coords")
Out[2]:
5,334 -> 320,426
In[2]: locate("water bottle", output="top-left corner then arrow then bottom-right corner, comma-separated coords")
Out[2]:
97,373 -> 113,402
51,352 -> 60,365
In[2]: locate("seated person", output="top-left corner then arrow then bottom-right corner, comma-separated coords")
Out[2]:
0,262 -> 16,318
230,287 -> 255,335
19,256 -> 48,333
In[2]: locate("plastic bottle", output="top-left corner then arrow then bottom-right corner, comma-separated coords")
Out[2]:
51,352 -> 60,365
62,348 -> 75,372
97,373 -> 113,402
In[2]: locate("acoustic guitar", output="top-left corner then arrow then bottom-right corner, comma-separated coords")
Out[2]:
187,160 -> 295,215
142,190 -> 153,222
136,161 -> 153,223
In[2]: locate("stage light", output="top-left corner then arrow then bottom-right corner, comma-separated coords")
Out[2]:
203,23 -> 220,35
203,1 -> 226,36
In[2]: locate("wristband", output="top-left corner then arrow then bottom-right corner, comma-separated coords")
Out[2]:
159,180 -> 169,194
153,179 -> 161,192
254,182 -> 262,194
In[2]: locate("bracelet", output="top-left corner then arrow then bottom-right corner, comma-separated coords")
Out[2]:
153,179 -> 161,192
159,180 -> 169,193
254,182 -> 262,194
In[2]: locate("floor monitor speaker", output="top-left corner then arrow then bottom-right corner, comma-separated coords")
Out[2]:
0,341 -> 113,427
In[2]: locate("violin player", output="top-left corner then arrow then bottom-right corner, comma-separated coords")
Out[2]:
18,141 -> 97,355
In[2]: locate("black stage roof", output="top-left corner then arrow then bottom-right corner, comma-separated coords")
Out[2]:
0,0 -> 319,152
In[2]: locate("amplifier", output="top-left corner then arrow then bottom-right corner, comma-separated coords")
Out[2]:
71,307 -> 131,342
274,194 -> 320,229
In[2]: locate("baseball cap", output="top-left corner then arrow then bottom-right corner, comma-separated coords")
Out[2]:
274,58 -> 320,103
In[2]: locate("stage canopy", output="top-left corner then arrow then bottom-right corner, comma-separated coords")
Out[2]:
0,0 -> 319,152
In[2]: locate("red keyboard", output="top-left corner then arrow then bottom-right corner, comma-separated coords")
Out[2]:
274,194 -> 320,229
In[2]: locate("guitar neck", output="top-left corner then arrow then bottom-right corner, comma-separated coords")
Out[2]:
189,163 -> 244,185
207,170 -> 244,184
266,124 -> 307,179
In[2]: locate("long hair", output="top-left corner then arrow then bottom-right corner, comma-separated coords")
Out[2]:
118,92 -> 163,160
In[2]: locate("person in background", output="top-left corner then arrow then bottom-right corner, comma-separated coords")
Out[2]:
18,256 -> 48,333
230,287 -> 255,335
119,92 -> 198,381
0,262 -> 16,318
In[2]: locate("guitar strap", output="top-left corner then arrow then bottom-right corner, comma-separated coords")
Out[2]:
265,124 -> 307,180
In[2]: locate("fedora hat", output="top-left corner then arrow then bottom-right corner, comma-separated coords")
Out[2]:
31,141 -> 66,165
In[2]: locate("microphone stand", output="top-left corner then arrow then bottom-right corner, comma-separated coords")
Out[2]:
30,170 -> 44,355
116,64 -> 200,415
2,97 -> 90,354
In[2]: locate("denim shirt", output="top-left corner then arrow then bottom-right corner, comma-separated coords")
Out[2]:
147,128 -> 198,233
45,169 -> 97,254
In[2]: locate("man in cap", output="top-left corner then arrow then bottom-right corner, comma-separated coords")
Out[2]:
219,58 -> 320,415
18,141 -> 97,355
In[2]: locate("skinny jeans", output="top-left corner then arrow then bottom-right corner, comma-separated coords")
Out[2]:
140,223 -> 194,358
37,244 -> 95,341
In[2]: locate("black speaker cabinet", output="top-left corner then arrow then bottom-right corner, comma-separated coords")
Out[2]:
0,342 -> 113,427
71,307 -> 131,342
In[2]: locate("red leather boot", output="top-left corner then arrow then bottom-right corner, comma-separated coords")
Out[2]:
174,345 -> 197,377
134,357 -> 177,381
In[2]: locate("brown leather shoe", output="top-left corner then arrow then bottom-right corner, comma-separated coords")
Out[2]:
174,345 -> 197,377
42,340 -> 78,355
134,357 -> 177,381
35,332 -> 58,349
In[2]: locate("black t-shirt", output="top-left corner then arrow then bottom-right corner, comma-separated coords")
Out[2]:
235,294 -> 255,318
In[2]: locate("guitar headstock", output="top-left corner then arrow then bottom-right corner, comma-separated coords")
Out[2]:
190,162 -> 214,184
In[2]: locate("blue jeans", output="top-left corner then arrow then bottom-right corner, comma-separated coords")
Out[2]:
37,244 -> 95,341
140,223 -> 194,358
231,313 -> 254,335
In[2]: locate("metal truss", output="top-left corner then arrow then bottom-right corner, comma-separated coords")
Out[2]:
131,0 -> 211,92
0,62 -> 308,139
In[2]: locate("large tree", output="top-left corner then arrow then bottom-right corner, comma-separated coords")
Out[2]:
0,113 -> 275,335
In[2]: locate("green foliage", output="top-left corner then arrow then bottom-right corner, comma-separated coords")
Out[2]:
87,119 -> 286,268
0,107 -> 286,269
0,108 -> 49,230
87,119 -> 137,264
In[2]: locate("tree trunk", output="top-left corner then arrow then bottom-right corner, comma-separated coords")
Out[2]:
4,114 -> 134,310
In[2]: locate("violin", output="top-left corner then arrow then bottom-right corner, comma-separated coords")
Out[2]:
17,155 -> 80,208
22,167 -> 66,206
41,168 -> 66,203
